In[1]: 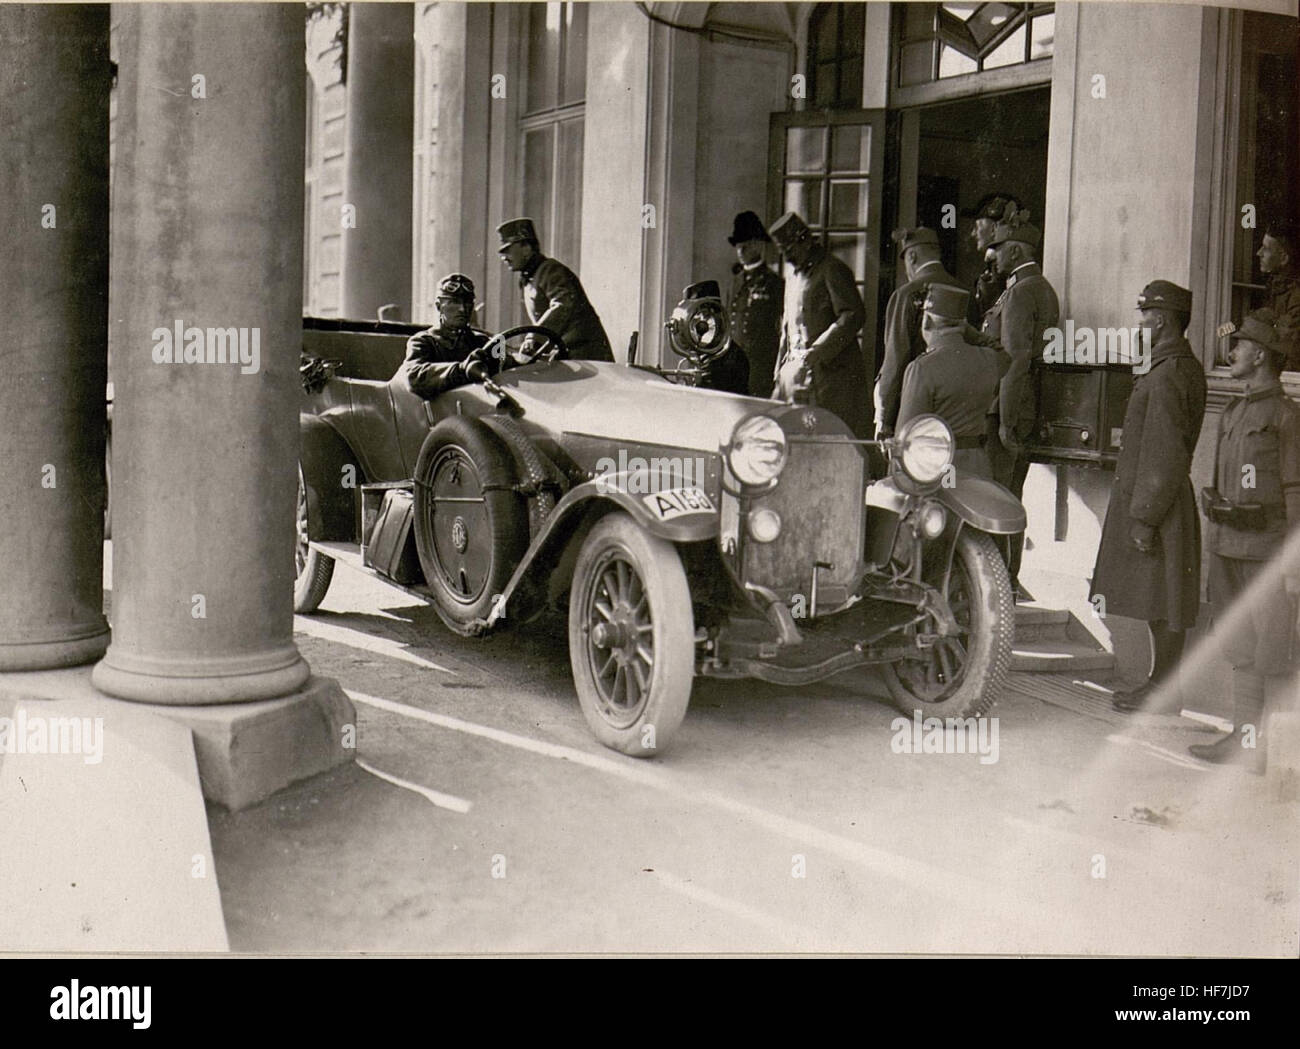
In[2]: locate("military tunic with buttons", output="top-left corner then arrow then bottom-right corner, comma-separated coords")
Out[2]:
518,253 -> 614,362
727,262 -> 783,397
402,325 -> 495,400
896,329 -> 1009,480
1206,380 -> 1300,673
980,261 -> 1059,442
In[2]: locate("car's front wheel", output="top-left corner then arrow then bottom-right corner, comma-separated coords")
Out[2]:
294,464 -> 335,613
882,528 -> 1013,719
568,513 -> 695,757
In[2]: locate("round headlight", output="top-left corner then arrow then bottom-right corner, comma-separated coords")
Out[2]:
918,500 -> 947,538
727,415 -> 788,487
895,414 -> 953,485
747,507 -> 782,543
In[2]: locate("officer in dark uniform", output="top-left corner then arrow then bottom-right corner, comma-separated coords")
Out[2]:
1090,281 -> 1207,712
768,211 -> 870,438
874,226 -> 966,438
401,273 -> 497,399
897,284 -> 1009,481
1189,310 -> 1300,771
965,194 -> 1021,327
982,209 -> 1059,594
1258,224 -> 1300,366
726,211 -> 783,397
497,217 -> 614,362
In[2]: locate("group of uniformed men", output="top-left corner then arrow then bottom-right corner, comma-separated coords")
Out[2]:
401,209 -> 1300,771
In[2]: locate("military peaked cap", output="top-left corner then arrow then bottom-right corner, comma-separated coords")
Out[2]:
497,217 -> 539,250
728,211 -> 771,245
891,227 -> 940,255
768,211 -> 812,249
1136,280 -> 1192,314
923,283 -> 970,321
964,193 -> 1022,221
1230,308 -> 1284,350
987,205 -> 1040,250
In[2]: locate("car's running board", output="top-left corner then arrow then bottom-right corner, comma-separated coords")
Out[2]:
309,540 -> 438,606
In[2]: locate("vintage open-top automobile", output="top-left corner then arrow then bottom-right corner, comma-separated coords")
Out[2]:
296,304 -> 1025,756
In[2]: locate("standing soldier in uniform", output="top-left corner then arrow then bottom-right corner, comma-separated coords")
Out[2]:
726,210 -> 783,398
1189,310 -> 1300,771
1258,224 -> 1300,366
874,227 -> 966,438
402,273 -> 498,399
768,211 -> 870,438
897,284 -> 1009,481
496,217 -> 614,362
981,209 -> 1059,594
1090,281 -> 1207,712
965,194 -> 1021,327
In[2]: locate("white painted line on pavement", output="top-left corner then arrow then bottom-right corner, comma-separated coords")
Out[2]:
357,758 -> 472,813
1105,733 -> 1209,772
646,869 -> 819,948
346,689 -> 1063,936
295,616 -> 455,673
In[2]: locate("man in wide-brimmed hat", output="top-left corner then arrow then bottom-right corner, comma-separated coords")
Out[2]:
497,217 -> 613,362
767,211 -> 869,437
725,210 -> 783,397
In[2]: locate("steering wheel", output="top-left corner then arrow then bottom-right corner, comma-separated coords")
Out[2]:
481,324 -> 569,366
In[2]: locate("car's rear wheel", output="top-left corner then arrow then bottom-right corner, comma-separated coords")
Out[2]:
413,416 -> 529,635
568,513 -> 694,757
882,528 -> 1012,719
294,464 -> 335,613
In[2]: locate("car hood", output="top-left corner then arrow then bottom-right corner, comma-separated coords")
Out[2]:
487,360 -> 779,453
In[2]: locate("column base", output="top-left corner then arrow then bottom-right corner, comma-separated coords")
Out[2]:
92,649 -> 310,705
133,675 -> 356,811
0,622 -> 110,672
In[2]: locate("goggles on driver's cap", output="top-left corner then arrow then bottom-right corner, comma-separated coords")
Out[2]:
437,273 -> 476,302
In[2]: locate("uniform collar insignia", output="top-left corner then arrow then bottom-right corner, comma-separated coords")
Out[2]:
1245,380 -> 1285,402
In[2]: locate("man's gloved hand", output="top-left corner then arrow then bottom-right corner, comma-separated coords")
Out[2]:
775,356 -> 810,403
998,423 -> 1022,456
463,356 -> 492,384
1130,521 -> 1157,555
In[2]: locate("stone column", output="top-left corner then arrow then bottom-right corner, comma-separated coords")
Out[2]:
0,5 -> 112,670
339,1 -> 414,321
93,3 -> 309,704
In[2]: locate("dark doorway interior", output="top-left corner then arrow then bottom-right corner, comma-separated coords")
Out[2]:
913,86 -> 1051,293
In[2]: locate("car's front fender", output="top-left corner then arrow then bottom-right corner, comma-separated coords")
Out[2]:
936,476 -> 1026,534
300,413 -> 361,541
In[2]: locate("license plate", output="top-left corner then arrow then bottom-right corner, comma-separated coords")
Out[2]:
642,487 -> 715,520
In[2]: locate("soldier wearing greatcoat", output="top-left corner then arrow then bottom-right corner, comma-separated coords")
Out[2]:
768,211 -> 871,438
1188,310 -> 1300,772
1090,281 -> 1207,712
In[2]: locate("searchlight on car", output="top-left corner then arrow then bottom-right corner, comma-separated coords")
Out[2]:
893,413 -> 954,486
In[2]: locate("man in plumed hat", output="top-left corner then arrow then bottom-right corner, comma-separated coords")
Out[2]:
1090,281 -> 1207,712
874,226 -> 967,438
1187,309 -> 1300,770
402,273 -> 498,399
497,217 -> 614,362
966,193 -> 1021,326
767,211 -> 870,437
897,284 -> 1009,481
726,210 -> 784,397
981,208 -> 1059,594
